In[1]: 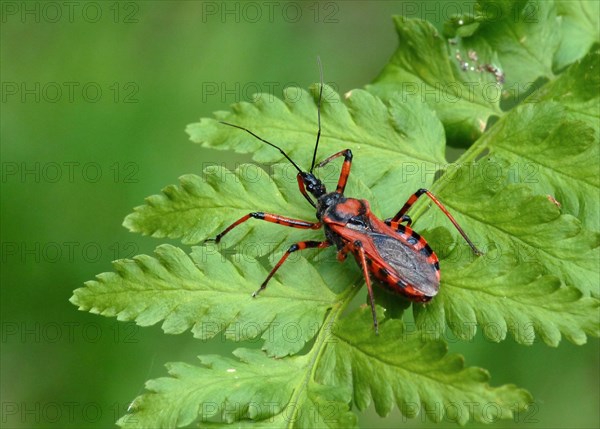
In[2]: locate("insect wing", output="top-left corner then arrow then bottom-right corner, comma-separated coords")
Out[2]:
368,232 -> 439,296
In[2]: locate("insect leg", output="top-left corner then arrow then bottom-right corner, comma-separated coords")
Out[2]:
395,214 -> 412,226
388,188 -> 481,255
296,174 -> 316,208
206,213 -> 321,244
253,240 -> 331,297
343,240 -> 379,334
316,149 -> 353,194
336,246 -> 349,262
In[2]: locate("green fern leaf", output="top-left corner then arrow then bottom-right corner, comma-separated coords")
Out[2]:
71,244 -> 340,357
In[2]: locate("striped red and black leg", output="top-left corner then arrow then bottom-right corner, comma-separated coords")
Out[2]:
338,240 -> 378,333
395,214 -> 412,226
387,188 -> 481,255
253,240 -> 331,297
336,246 -> 349,262
206,212 -> 321,243
348,240 -> 379,334
296,174 -> 316,207
316,149 -> 353,194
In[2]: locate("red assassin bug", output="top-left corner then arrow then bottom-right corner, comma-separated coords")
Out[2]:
206,62 -> 481,333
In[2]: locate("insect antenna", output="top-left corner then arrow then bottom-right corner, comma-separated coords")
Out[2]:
221,57 -> 325,176
309,56 -> 324,174
219,121 -> 304,174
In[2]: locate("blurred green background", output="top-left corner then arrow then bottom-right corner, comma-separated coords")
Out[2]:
1,1 -> 597,428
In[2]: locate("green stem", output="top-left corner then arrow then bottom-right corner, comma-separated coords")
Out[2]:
285,283 -> 359,427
